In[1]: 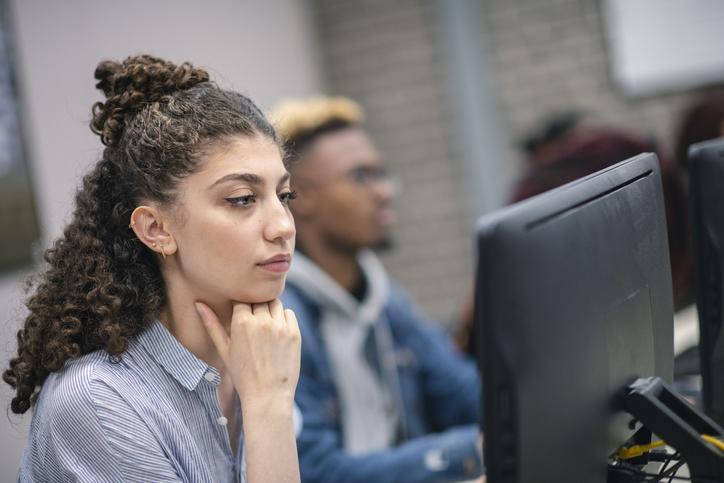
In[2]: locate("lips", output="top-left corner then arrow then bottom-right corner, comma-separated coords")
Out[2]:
257,254 -> 292,273
375,207 -> 396,226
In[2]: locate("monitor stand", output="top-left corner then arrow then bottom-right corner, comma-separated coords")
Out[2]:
609,377 -> 724,482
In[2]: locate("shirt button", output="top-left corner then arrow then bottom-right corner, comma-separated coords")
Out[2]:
204,371 -> 215,382
217,416 -> 228,426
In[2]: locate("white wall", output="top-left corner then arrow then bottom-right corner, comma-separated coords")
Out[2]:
603,0 -> 724,96
0,0 -> 323,476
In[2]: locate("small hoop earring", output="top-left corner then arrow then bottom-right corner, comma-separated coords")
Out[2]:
160,243 -> 167,260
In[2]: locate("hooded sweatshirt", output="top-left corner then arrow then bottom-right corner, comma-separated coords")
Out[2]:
285,250 -> 401,453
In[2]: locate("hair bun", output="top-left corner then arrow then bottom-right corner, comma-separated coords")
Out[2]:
90,54 -> 209,147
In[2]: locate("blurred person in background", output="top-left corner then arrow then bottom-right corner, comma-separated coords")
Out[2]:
457,113 -> 692,357
272,97 -> 483,483
674,87 -> 724,186
511,114 -> 691,309
514,113 -> 704,402
512,113 -> 693,310
4,55 -> 302,483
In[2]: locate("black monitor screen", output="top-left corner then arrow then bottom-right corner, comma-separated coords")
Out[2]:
689,138 -> 724,428
474,153 -> 674,483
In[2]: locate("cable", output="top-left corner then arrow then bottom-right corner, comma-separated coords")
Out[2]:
617,433 -> 724,460
646,450 -> 681,462
657,450 -> 677,478
609,453 -> 723,483
609,462 -> 661,483
663,460 -> 686,483
611,433 -> 724,481
702,433 -> 724,452
617,440 -> 666,459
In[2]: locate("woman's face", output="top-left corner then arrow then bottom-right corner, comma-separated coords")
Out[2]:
167,135 -> 295,304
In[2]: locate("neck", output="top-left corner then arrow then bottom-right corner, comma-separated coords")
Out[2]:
296,229 -> 362,293
158,265 -> 233,373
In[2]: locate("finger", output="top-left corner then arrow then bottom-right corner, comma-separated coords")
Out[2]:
284,308 -> 300,332
268,299 -> 285,325
285,309 -> 302,353
232,302 -> 253,320
251,303 -> 271,318
230,303 -> 253,337
195,302 -> 230,359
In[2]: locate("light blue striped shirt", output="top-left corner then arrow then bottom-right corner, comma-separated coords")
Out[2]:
19,320 -> 246,482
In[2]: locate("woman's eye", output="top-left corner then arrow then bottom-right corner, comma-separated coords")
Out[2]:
279,190 -> 298,204
226,195 -> 256,207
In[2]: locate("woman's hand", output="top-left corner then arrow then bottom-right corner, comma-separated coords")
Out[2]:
194,299 -> 301,407
196,299 -> 302,483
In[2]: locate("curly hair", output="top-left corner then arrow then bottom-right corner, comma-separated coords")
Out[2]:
3,54 -> 278,414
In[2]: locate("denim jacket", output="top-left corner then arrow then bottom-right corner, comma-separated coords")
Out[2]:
282,277 -> 484,483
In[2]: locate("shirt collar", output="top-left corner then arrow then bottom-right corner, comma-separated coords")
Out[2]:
136,320 -> 217,391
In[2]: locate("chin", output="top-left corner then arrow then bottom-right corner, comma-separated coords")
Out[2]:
234,280 -> 286,304
373,234 -> 394,252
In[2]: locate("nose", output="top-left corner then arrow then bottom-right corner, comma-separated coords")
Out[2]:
264,198 -> 296,244
371,176 -> 397,202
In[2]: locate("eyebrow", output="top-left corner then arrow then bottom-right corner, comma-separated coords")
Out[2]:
209,172 -> 291,190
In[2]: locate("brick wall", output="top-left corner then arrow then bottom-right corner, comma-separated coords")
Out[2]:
310,0 -> 474,326
481,0 -> 696,166
308,0 -> 706,327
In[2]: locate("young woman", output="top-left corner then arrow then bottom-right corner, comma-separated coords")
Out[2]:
3,54 -> 301,483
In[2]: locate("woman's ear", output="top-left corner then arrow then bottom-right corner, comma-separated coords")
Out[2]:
129,205 -> 178,259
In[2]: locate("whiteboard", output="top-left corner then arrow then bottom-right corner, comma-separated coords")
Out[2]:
603,0 -> 724,96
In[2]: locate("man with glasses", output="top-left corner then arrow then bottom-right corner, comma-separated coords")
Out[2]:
272,97 -> 483,483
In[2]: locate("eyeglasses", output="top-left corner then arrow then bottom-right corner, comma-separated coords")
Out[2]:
347,166 -> 391,186
298,165 -> 402,194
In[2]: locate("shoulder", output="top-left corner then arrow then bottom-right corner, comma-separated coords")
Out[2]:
34,349 -> 139,432
21,348 -> 167,482
385,282 -> 432,329
40,350 -> 113,405
20,351 -> 126,479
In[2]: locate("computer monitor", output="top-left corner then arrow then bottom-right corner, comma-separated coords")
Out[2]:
474,153 -> 674,483
689,138 -> 724,429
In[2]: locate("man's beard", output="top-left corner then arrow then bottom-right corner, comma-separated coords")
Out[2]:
373,233 -> 394,252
